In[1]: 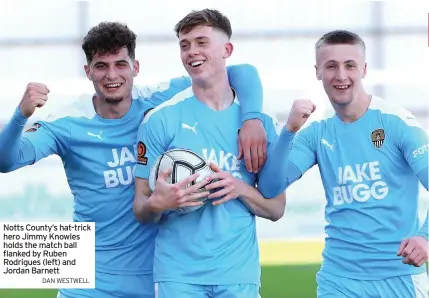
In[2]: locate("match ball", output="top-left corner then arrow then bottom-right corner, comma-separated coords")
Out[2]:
148,149 -> 214,214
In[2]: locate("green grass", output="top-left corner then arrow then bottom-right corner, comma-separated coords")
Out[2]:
260,264 -> 319,297
0,264 -> 320,298
0,289 -> 57,298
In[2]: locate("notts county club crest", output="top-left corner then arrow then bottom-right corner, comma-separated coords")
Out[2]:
371,129 -> 385,148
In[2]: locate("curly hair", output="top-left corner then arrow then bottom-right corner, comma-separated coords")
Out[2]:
82,22 -> 137,63
174,9 -> 232,39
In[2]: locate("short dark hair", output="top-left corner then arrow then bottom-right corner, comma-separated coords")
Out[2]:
82,22 -> 137,63
174,9 -> 232,39
315,30 -> 366,55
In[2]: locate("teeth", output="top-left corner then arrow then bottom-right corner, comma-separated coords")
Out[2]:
191,61 -> 204,67
105,83 -> 122,88
335,86 -> 349,89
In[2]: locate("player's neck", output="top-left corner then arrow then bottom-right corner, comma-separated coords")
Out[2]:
335,92 -> 372,123
93,95 -> 132,119
192,72 -> 233,111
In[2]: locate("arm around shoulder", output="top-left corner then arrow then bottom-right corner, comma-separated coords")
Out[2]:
226,64 -> 263,123
133,76 -> 192,108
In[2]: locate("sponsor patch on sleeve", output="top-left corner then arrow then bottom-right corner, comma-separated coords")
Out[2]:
137,141 -> 148,165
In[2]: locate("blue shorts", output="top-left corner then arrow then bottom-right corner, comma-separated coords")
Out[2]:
156,282 -> 260,298
57,272 -> 154,298
317,271 -> 428,298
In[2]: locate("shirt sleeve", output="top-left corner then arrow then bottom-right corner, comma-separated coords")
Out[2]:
387,112 -> 428,176
135,110 -> 170,181
289,122 -> 318,174
226,64 -> 263,123
132,76 -> 192,109
22,115 -> 71,162
261,113 -> 280,146
257,121 -> 318,198
0,107 -> 36,172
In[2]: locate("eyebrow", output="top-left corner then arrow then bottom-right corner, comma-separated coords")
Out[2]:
93,60 -> 130,66
180,36 -> 209,44
325,60 -> 356,64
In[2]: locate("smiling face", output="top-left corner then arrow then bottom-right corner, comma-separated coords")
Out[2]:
178,25 -> 232,83
315,43 -> 367,107
84,47 -> 139,104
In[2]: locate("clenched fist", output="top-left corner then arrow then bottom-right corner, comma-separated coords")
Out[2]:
19,83 -> 50,118
286,99 -> 316,133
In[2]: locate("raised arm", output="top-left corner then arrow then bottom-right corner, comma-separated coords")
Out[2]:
0,107 -> 36,172
0,83 -> 67,172
257,99 -> 317,198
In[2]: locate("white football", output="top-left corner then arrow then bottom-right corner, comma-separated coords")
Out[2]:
148,149 -> 215,214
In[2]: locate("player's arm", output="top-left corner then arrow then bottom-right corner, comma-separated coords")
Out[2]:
393,113 -> 429,190
133,111 -> 169,223
257,99 -> 317,198
132,76 -> 191,109
391,112 -> 429,266
401,120 -> 428,240
205,162 -> 285,221
134,64 -> 267,173
134,173 -> 209,223
237,183 -> 286,222
0,107 -> 37,172
415,167 -> 428,243
234,106 -> 316,220
226,64 -> 263,123
0,83 -> 68,172
205,112 -> 295,221
134,178 -> 162,222
227,64 -> 267,173
133,112 -> 209,223
133,64 -> 261,114
240,187 -> 286,222
205,113 -> 287,221
416,169 -> 428,241
393,114 -> 429,223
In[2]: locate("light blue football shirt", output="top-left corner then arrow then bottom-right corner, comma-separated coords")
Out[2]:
135,87 -> 278,285
289,96 -> 429,279
21,79 -> 194,278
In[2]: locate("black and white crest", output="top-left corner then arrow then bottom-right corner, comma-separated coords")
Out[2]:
371,129 -> 385,148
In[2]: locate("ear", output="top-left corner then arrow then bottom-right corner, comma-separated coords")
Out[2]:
223,42 -> 234,59
315,64 -> 321,80
361,62 -> 367,79
133,60 -> 140,77
84,65 -> 92,81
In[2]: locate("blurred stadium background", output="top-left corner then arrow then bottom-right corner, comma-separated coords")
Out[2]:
0,1 -> 428,297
